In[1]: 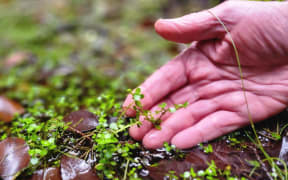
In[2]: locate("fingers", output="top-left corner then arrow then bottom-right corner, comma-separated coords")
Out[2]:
123,50 -> 189,117
171,110 -> 243,149
129,85 -> 199,141
129,84 -> 200,141
154,4 -> 227,43
142,99 -> 219,149
166,91 -> 286,149
140,90 -> 277,149
129,116 -> 153,141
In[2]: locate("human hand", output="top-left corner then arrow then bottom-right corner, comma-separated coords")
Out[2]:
123,0 -> 288,149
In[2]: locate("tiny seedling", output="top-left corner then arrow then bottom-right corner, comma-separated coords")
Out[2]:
127,88 -> 188,129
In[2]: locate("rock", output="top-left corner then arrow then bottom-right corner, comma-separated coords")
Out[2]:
60,155 -> 99,180
0,96 -> 24,122
63,110 -> 98,132
30,167 -> 61,180
0,137 -> 30,180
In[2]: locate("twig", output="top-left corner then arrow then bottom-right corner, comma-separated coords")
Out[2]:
251,146 -> 273,180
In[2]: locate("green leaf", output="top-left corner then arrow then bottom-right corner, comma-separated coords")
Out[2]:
169,107 -> 176,113
183,171 -> 190,178
247,160 -> 260,167
133,95 -> 142,101
159,103 -> 167,108
135,88 -> 141,94
30,158 -> 39,165
155,125 -> 161,130
190,168 -> 197,177
197,170 -> 205,176
204,144 -> 213,153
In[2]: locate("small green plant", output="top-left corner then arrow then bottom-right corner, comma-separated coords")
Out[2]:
179,161 -> 247,180
164,142 -> 176,153
247,160 -> 260,177
127,88 -> 188,129
199,143 -> 213,154
165,170 -> 179,180
11,102 -> 67,168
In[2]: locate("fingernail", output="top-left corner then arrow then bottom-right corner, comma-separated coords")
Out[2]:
143,133 -> 163,149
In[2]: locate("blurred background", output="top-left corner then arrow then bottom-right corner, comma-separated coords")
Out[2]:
0,0 -> 222,105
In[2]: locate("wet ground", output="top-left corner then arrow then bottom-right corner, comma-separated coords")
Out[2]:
0,107 -> 287,179
0,0 -> 287,179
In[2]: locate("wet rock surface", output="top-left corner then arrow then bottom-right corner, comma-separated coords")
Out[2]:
63,110 -> 98,132
60,155 -> 99,180
0,96 -> 24,122
0,137 -> 30,180
30,167 -> 61,180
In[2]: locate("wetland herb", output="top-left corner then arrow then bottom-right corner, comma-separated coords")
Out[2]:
128,88 -> 188,130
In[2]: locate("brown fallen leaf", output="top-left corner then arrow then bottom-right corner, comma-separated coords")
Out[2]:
63,110 -> 98,132
30,167 -> 61,180
0,96 -> 24,122
60,155 -> 99,180
0,137 -> 30,180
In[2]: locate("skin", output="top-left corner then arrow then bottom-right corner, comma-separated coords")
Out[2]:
123,0 -> 288,149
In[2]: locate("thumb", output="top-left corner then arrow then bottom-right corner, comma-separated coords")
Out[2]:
154,4 -> 227,43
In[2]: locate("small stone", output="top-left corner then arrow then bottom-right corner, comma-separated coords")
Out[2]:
60,155 -> 99,180
63,110 -> 98,132
0,96 -> 24,122
0,137 -> 30,180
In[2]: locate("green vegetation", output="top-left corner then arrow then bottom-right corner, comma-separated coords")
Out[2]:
0,0 -> 287,179
129,88 -> 188,129
165,161 -> 247,180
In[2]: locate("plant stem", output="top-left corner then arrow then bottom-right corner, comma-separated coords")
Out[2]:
122,159 -> 130,180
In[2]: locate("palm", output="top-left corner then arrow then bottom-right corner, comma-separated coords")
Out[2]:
123,0 -> 288,149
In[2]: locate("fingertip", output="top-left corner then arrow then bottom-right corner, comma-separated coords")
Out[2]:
142,127 -> 174,149
154,19 -> 166,35
129,126 -> 144,141
129,116 -> 153,141
154,18 -> 189,43
155,9 -> 225,43
143,132 -> 163,149
122,94 -> 136,117
171,133 -> 198,149
170,134 -> 184,149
